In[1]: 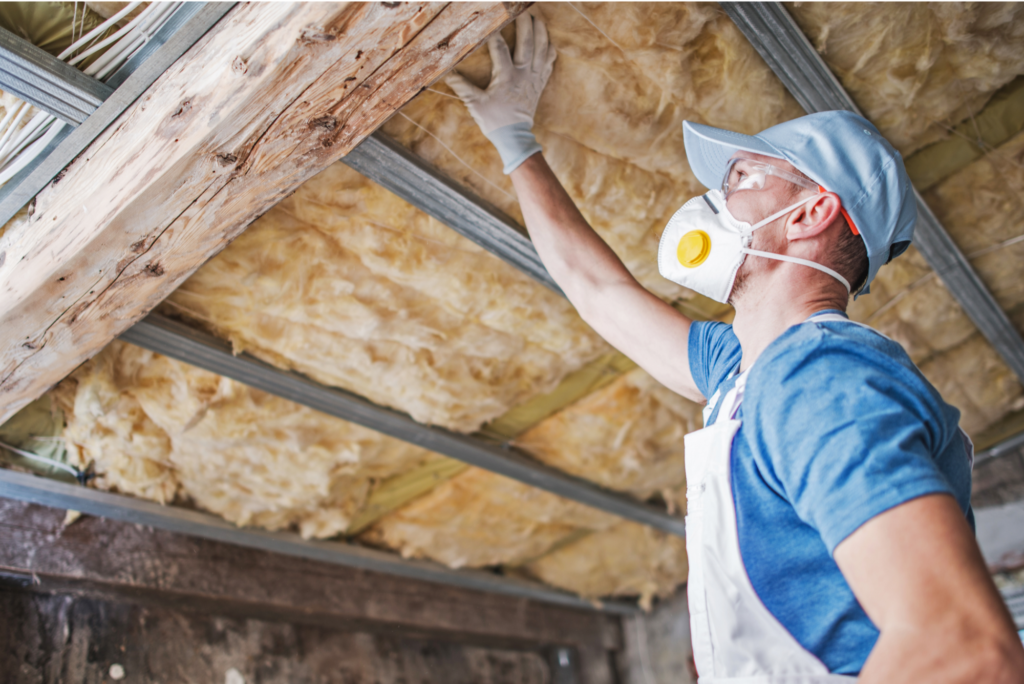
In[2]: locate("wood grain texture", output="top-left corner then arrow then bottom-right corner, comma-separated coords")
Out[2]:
0,588 -> 556,684
0,497 -> 622,652
0,1 -> 526,423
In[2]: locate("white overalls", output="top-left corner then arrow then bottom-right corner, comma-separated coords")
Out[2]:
684,313 -> 861,683
684,312 -> 975,682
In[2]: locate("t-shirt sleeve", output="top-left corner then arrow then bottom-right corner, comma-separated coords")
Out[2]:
688,320 -> 742,400
745,327 -> 956,553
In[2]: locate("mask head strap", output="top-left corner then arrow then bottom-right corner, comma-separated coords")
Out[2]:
745,193 -> 853,293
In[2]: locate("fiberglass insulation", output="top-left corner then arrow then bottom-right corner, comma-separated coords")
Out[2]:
22,2 -> 1024,603
382,2 -> 805,301
53,341 -> 437,539
359,467 -> 620,569
514,368 -> 701,507
522,521 -> 689,611
166,163 -> 607,434
925,130 -> 1024,338
788,2 -> 1024,156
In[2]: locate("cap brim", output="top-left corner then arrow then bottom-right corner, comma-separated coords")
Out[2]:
683,121 -> 784,190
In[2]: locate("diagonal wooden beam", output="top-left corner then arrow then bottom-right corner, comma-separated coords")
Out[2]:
719,1 -> 1024,385
0,2 -> 528,424
0,3 -> 236,228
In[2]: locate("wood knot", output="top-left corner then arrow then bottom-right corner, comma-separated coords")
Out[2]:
130,238 -> 147,253
232,56 -> 248,74
172,100 -> 192,118
309,115 -> 337,131
300,26 -> 337,43
145,262 -> 165,277
216,152 -> 238,167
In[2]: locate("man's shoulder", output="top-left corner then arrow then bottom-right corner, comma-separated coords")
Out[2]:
689,319 -> 741,399
757,317 -> 914,384
747,317 -> 956,432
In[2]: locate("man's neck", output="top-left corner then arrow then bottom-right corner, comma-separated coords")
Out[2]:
731,276 -> 848,372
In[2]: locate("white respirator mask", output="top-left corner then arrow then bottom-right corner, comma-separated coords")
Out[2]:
657,189 -> 851,303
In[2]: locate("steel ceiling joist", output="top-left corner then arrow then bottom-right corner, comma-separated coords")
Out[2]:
344,133 -> 562,295
976,431 -> 1024,466
119,315 -> 688,538
720,1 -> 1024,385
0,467 -> 638,615
0,3 -> 235,229
0,27 -> 111,125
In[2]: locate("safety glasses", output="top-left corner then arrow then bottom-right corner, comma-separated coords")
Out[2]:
721,157 -> 819,199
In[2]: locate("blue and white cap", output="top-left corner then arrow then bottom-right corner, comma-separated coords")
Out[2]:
683,110 -> 917,294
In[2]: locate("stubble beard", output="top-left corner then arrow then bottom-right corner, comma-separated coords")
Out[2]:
728,223 -> 787,306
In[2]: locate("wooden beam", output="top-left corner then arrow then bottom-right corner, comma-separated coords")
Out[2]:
0,3 -> 237,228
0,496 -> 623,650
0,467 -> 639,617
0,1 -> 526,424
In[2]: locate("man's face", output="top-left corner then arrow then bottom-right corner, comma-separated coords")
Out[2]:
726,152 -> 816,303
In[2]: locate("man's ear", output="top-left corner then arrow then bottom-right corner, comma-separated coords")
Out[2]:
786,192 -> 842,241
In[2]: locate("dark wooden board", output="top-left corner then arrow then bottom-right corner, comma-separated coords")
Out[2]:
0,497 -> 621,655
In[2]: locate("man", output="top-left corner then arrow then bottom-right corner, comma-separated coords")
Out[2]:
446,14 -> 1024,683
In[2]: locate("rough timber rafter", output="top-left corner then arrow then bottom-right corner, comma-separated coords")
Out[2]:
0,1 -> 528,425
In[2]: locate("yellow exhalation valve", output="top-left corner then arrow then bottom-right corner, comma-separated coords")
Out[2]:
677,230 -> 711,268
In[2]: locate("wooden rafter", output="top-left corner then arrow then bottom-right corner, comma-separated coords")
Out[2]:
0,1 -> 527,424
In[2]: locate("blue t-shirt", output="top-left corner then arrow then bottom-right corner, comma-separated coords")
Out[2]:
688,310 -> 973,675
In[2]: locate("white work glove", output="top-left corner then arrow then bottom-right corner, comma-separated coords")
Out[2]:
445,14 -> 556,174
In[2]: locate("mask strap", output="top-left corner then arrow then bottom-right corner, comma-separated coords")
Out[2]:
740,248 -> 851,293
749,193 -> 822,231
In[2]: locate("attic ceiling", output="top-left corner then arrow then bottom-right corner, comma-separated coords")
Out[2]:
2,2 -> 1024,608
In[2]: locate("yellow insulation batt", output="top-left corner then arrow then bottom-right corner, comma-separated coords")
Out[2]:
514,368 -> 700,506
924,130 -> 1024,334
788,2 -> 1024,156
522,522 -> 689,611
53,342 -> 437,539
382,2 -> 804,300
360,467 -> 620,568
167,163 -> 606,434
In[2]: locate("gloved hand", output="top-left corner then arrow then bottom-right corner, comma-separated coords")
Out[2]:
445,13 -> 556,174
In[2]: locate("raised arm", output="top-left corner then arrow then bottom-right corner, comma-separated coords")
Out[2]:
834,493 -> 1024,683
446,14 -> 703,402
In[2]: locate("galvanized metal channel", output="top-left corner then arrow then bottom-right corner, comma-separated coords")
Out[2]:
0,27 -> 111,125
0,468 -> 638,615
343,133 -> 561,295
719,1 -> 1024,385
0,3 -> 236,228
119,315 -> 688,538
